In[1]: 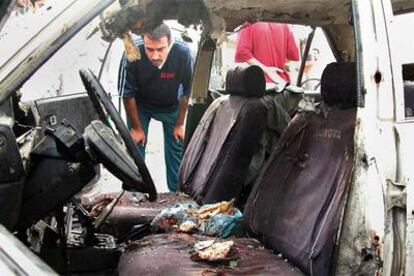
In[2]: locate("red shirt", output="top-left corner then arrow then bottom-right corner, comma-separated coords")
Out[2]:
235,22 -> 299,82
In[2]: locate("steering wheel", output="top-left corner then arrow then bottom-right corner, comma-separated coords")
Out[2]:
300,78 -> 321,90
79,69 -> 157,201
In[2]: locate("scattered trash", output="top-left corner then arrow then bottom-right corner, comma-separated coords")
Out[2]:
200,212 -> 242,238
179,221 -> 197,233
186,199 -> 236,219
151,199 -> 242,238
151,203 -> 197,232
191,240 -> 235,262
194,240 -> 215,251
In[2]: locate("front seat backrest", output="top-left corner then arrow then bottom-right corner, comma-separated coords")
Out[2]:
179,65 -> 267,205
244,62 -> 357,276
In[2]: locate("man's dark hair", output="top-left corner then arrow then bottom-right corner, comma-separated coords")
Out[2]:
144,23 -> 171,42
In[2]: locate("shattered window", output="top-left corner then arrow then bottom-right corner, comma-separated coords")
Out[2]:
296,27 -> 336,91
0,0 -> 75,65
18,17 -> 109,101
12,18 -> 201,103
209,24 -> 335,91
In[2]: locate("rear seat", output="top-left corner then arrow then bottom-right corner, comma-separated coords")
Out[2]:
117,62 -> 357,275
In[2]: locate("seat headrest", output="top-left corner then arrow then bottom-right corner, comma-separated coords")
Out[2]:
321,62 -> 357,108
225,66 -> 265,97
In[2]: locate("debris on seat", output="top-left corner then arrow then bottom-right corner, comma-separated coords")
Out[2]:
191,240 -> 236,262
118,233 -> 304,275
194,240 -> 216,251
151,203 -> 197,232
151,199 -> 242,238
179,220 -> 198,233
186,199 -> 236,219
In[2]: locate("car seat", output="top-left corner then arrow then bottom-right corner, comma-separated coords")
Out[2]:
117,62 -> 357,276
179,65 -> 268,205
99,66 -> 268,235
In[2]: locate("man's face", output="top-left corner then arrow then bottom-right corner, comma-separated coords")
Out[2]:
143,35 -> 170,67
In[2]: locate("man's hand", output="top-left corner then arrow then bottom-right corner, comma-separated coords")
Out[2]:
263,66 -> 287,86
130,127 -> 146,146
265,66 -> 284,74
245,58 -> 287,88
123,98 -> 146,146
173,124 -> 185,143
174,96 -> 189,143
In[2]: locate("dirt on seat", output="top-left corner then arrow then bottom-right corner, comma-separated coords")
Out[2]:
118,233 -> 303,276
244,62 -> 357,276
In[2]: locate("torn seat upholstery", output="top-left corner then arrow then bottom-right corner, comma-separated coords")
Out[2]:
244,62 -> 357,275
179,65 -> 268,205
117,62 -> 357,275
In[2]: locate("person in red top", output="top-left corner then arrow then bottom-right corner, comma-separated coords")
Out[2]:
235,22 -> 299,86
234,22 -> 303,189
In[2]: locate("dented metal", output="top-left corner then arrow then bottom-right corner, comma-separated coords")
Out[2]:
0,0 -> 414,275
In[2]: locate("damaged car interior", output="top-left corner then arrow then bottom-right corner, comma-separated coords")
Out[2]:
1,0 -> 414,275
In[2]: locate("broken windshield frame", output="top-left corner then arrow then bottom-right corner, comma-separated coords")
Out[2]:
0,0 -> 116,106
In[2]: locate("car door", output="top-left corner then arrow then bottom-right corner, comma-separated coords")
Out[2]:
387,5 -> 414,275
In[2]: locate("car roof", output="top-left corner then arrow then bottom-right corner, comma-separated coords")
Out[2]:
202,0 -> 414,30
204,0 -> 351,29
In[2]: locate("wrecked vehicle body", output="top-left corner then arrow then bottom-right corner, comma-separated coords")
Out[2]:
1,0 -> 414,275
